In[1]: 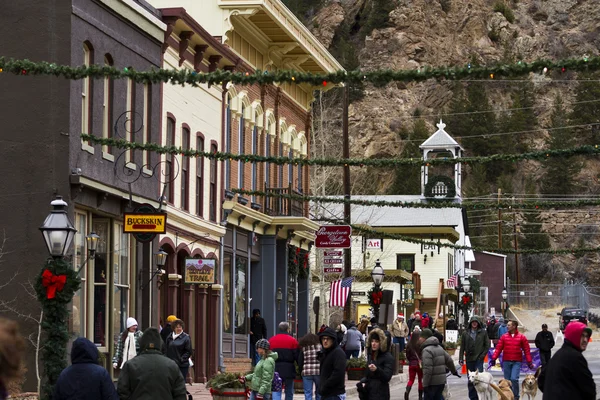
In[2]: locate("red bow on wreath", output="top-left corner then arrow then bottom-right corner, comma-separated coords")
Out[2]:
461,294 -> 471,305
372,291 -> 383,305
42,269 -> 67,299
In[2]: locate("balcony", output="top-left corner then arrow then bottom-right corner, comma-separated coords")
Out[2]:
265,185 -> 304,217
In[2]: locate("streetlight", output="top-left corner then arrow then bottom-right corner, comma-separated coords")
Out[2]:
371,259 -> 385,322
501,287 -> 508,318
154,248 -> 168,269
462,276 -> 471,293
39,196 -> 76,258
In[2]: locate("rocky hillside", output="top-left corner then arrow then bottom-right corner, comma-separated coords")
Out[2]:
290,0 -> 600,283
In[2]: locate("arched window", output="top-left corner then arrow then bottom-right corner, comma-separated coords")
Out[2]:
181,125 -> 190,211
288,148 -> 293,186
225,97 -> 232,190
102,54 -> 114,155
81,42 -> 94,147
238,105 -> 245,189
265,127 -> 271,189
142,84 -> 152,167
196,134 -> 205,217
165,117 -> 176,203
251,125 -> 258,202
209,143 -> 218,222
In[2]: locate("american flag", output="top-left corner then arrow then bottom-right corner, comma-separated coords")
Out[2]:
329,277 -> 354,307
446,273 -> 459,288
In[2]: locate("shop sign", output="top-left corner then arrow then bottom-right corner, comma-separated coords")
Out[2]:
123,213 -> 167,233
366,239 -> 382,250
184,258 -> 216,284
324,267 -> 343,273
315,225 -> 352,248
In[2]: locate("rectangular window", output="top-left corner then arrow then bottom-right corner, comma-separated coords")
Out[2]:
265,134 -> 270,189
125,79 -> 136,164
73,211 -> 88,337
397,254 -> 415,273
209,143 -> 218,222
113,223 -> 130,339
251,127 -> 258,202
225,105 -> 231,190
448,254 -> 454,278
165,118 -> 175,203
143,84 -> 152,168
278,142 -> 283,186
196,136 -> 204,217
81,43 -> 93,150
234,256 -> 247,334
223,254 -> 232,333
92,219 -> 110,348
181,127 -> 190,211
298,164 -> 303,193
288,149 -> 293,185
102,55 -> 114,155
238,113 -> 245,189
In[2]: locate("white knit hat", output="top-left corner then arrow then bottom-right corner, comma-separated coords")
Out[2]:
126,317 -> 138,329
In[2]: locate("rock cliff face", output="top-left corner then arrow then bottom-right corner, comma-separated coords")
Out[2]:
306,0 -> 600,282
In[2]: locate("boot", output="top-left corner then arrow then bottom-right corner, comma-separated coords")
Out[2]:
404,385 -> 411,400
418,389 -> 424,400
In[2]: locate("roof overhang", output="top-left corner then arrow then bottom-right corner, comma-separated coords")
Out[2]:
360,225 -> 461,243
352,269 -> 413,283
217,0 -> 343,74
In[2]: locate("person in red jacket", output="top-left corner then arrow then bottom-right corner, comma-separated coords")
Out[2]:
490,320 -> 533,400
269,322 -> 299,400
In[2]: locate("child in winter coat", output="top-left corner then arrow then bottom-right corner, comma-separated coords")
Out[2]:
244,339 -> 278,400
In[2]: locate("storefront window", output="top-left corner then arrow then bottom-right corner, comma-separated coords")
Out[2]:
72,211 -> 87,337
223,254 -> 232,333
235,256 -> 247,335
92,220 -> 110,347
113,224 -> 130,337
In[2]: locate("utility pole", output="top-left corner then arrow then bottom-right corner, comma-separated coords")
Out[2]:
343,85 -> 352,321
513,197 -> 520,284
497,188 -> 502,249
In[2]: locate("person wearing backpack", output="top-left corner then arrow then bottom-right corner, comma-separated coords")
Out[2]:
244,339 -> 278,400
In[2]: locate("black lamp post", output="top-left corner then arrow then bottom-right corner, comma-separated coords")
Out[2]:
457,276 -> 471,328
501,287 -> 508,318
371,259 -> 385,323
154,247 -> 168,269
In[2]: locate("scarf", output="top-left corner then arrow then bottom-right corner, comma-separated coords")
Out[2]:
172,331 -> 182,340
121,332 -> 137,368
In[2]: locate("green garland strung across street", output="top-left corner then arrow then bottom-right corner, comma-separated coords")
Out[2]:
231,188 -> 600,210
2,55 -> 600,85
81,134 -> 600,168
343,222 -> 600,255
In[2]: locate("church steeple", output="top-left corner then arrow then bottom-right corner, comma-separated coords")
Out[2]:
419,120 -> 463,201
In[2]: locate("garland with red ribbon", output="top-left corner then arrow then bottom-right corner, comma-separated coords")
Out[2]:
34,257 -> 81,400
461,293 -> 474,307
368,285 -> 384,310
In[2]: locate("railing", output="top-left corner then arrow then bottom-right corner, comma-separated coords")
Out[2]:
265,185 -> 304,217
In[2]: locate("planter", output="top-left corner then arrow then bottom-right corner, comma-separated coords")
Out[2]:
294,378 -> 304,394
347,367 -> 366,381
209,388 -> 247,400
237,196 -> 248,205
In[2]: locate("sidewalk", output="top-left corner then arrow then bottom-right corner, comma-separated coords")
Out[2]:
187,373 -> 407,400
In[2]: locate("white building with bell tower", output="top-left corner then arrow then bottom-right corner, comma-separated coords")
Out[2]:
420,120 -> 464,202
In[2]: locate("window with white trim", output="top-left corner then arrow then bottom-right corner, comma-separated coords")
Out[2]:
225,98 -> 232,190
181,127 -> 190,211
102,55 -> 114,156
196,135 -> 204,217
251,126 -> 258,202
238,105 -> 245,189
113,223 -> 130,338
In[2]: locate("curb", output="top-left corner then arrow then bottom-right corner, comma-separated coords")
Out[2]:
345,373 -> 407,396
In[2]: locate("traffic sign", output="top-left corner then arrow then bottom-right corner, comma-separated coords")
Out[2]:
315,225 -> 352,248
324,267 -> 343,273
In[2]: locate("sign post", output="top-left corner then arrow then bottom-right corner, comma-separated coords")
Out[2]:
316,226 -> 352,317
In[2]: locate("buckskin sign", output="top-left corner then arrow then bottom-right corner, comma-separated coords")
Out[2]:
315,225 -> 352,248
123,213 -> 167,234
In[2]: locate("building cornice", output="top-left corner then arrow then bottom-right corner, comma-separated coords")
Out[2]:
165,205 -> 226,239
99,0 -> 166,42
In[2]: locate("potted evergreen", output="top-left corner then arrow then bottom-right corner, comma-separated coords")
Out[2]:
346,355 -> 367,381
206,372 -> 247,400
445,341 -> 458,356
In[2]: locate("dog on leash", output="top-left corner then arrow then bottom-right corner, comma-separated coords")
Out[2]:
491,379 -> 515,400
468,370 -> 495,400
521,367 -> 542,400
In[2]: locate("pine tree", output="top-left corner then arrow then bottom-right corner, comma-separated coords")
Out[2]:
541,95 -> 581,195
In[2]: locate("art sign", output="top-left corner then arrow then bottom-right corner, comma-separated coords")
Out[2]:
184,258 -> 216,284
315,225 -> 352,248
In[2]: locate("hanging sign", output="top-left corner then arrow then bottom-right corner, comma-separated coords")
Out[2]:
123,213 -> 167,233
184,258 -> 216,284
315,225 -> 352,248
366,239 -> 382,250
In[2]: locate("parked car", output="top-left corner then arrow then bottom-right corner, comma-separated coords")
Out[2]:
557,307 -> 588,332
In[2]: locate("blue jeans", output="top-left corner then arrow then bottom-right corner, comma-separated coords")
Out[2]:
466,360 -> 484,400
283,378 -> 294,400
250,391 -> 272,400
302,375 -> 321,400
272,391 -> 281,400
503,361 -> 521,399
344,350 -> 359,359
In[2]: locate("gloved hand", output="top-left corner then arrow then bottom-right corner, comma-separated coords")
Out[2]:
458,360 -> 463,366
112,363 -> 118,370
238,377 -> 246,384
489,359 -> 496,367
528,362 -> 534,370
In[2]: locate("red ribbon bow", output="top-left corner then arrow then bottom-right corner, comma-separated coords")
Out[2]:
42,269 -> 67,299
372,291 -> 383,305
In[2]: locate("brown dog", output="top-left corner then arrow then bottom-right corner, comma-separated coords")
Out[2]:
521,367 -> 541,400
491,379 -> 515,400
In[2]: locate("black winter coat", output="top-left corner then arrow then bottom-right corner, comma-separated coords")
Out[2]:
360,329 -> 394,400
250,316 -> 267,344
539,340 -> 595,400
54,338 -> 118,400
318,328 -> 346,397
535,331 -> 555,352
165,332 -> 192,368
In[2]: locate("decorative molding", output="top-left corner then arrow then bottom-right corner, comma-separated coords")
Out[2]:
223,8 -> 260,44
209,55 -> 223,72
162,17 -> 178,53
194,45 -> 209,72
178,31 -> 195,66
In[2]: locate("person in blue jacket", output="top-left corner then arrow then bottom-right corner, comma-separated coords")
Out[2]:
54,337 -> 118,400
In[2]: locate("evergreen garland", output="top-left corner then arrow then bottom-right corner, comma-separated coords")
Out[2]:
298,249 -> 310,280
288,246 -> 299,279
2,55 -> 600,85
34,258 -> 81,400
367,284 -> 383,310
80,134 -> 600,168
424,175 -> 457,198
